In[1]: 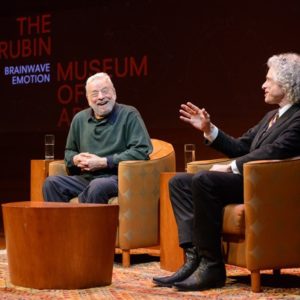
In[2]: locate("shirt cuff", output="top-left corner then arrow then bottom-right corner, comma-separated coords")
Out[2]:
204,124 -> 218,142
106,156 -> 116,169
230,160 -> 240,174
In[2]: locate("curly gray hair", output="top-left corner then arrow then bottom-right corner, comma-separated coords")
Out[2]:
267,53 -> 300,103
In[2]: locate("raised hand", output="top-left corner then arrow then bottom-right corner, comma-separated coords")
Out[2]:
179,102 -> 212,135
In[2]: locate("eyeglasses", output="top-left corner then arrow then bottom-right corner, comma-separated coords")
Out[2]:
89,87 -> 111,99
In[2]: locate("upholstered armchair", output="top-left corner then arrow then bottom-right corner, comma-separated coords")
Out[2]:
187,157 -> 300,292
31,139 -> 176,267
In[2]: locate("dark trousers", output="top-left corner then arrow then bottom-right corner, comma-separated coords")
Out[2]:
169,170 -> 243,259
42,174 -> 118,203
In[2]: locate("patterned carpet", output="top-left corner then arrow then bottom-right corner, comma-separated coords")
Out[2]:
0,250 -> 300,299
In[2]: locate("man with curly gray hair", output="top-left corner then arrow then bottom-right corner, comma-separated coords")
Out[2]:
153,53 -> 300,291
267,53 -> 300,104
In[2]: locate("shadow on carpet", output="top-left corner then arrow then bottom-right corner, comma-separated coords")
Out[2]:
0,250 -> 300,299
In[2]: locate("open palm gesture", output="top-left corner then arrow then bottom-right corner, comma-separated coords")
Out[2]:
179,102 -> 212,134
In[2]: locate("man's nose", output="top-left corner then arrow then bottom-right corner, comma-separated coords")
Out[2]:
98,90 -> 104,98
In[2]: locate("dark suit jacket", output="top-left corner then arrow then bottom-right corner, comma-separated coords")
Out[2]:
210,103 -> 300,173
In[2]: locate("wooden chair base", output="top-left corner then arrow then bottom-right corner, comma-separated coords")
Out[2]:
115,246 -> 160,267
251,271 -> 261,293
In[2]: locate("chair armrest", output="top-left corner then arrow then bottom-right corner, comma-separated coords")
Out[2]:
243,157 -> 300,270
48,160 -> 67,176
187,158 -> 232,174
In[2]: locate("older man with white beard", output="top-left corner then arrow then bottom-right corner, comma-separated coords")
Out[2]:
43,72 -> 152,203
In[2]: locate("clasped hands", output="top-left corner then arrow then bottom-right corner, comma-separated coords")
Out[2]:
180,101 -> 232,173
73,152 -> 107,171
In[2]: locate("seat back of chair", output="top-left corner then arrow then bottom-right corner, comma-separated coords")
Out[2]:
117,139 -> 176,249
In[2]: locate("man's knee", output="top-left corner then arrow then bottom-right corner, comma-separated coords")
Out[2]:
42,176 -> 61,201
169,173 -> 190,190
192,170 -> 214,190
88,178 -> 114,193
193,170 -> 210,182
79,177 -> 118,203
87,180 -> 102,195
169,175 -> 179,190
43,176 -> 58,190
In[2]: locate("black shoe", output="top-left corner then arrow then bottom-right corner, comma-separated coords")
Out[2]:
173,257 -> 226,291
153,247 -> 200,287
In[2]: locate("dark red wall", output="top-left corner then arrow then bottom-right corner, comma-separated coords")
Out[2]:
0,0 -> 300,215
